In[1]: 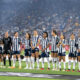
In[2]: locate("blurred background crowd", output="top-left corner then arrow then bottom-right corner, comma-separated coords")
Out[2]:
0,0 -> 80,39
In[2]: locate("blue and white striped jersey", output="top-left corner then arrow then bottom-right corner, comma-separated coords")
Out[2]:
58,39 -> 66,53
41,38 -> 49,52
50,36 -> 59,51
69,39 -> 76,53
77,37 -> 80,49
12,37 -> 21,51
25,38 -> 31,49
31,35 -> 39,47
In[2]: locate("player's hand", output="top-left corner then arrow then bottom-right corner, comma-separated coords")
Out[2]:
78,49 -> 80,52
32,47 -> 35,49
59,41 -> 62,44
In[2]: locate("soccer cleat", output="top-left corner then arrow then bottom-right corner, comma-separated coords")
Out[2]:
19,66 -> 21,69
29,67 -> 32,69
52,68 -> 55,71
72,69 -> 75,72
40,68 -> 44,70
66,69 -> 71,72
24,67 -> 28,69
63,69 -> 66,71
2,66 -> 6,68
47,68 -> 50,70
8,66 -> 11,69
77,70 -> 80,72
10,66 -> 15,69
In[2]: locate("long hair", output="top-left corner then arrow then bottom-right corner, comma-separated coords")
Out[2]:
43,32 -> 48,37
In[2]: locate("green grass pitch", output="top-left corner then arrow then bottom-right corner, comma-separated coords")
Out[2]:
0,61 -> 80,76
0,76 -> 68,80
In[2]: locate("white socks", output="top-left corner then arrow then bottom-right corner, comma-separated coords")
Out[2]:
29,57 -> 32,68
73,60 -> 76,70
68,60 -> 71,69
26,58 -> 28,68
19,58 -> 21,67
59,62 -> 61,69
13,58 -> 16,67
64,62 -> 66,69
47,57 -> 50,68
13,58 -> 21,67
52,58 -> 55,69
32,57 -> 35,69
36,58 -> 39,68
52,57 -> 59,69
78,62 -> 80,70
42,58 -> 44,68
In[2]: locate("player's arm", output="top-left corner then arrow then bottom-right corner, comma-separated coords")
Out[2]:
36,39 -> 40,47
31,40 -> 35,49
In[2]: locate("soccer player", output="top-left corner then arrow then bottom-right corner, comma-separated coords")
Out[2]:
57,33 -> 66,71
24,32 -> 32,69
0,37 -> 3,68
2,32 -> 12,68
77,33 -> 80,72
40,32 -> 50,70
51,30 -> 59,70
11,32 -> 21,69
67,33 -> 77,72
31,30 -> 40,69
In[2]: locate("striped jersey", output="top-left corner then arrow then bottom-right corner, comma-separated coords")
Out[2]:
31,35 -> 39,47
69,39 -> 76,53
25,38 -> 31,49
12,37 -> 21,51
51,36 -> 59,51
58,39 -> 66,53
41,37 -> 49,52
77,37 -> 80,49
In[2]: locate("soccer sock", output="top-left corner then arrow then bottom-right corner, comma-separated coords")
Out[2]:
68,60 -> 71,69
42,58 -> 44,68
19,58 -> 21,67
52,58 -> 55,69
47,57 -> 50,68
3,57 -> 6,66
36,58 -> 39,68
78,62 -> 80,70
55,57 -> 57,69
73,60 -> 76,70
29,57 -> 31,68
9,57 -> 11,66
13,58 -> 16,67
56,58 -> 59,69
32,57 -> 35,69
59,62 -> 61,69
26,58 -> 28,68
64,62 -> 66,70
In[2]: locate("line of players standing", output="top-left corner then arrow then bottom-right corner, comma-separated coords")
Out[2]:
0,30 -> 80,72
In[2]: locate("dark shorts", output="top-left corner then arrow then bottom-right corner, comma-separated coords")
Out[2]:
31,48 -> 39,53
77,52 -> 80,56
25,49 -> 31,56
51,51 -> 58,53
0,47 -> 2,54
12,51 -> 20,55
3,49 -> 11,54
58,52 -> 66,56
69,53 -> 77,57
41,52 -> 49,58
